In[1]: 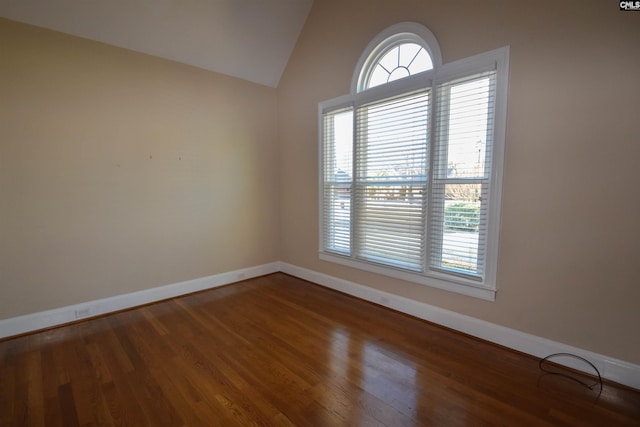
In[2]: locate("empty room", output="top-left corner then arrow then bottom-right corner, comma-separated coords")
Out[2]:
1,0 -> 639,425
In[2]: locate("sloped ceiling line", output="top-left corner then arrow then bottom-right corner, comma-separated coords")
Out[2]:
0,0 -> 314,87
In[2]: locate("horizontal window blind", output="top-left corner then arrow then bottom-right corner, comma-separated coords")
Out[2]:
354,90 -> 430,272
431,70 -> 497,278
322,107 -> 353,255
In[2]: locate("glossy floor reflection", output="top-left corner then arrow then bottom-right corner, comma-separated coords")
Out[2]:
1,273 -> 639,426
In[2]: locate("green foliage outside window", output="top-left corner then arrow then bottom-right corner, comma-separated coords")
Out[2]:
444,203 -> 480,232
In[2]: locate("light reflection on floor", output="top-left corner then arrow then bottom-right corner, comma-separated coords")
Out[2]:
326,327 -> 420,425
361,340 -> 417,417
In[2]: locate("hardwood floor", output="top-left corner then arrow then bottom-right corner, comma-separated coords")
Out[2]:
1,273 -> 639,426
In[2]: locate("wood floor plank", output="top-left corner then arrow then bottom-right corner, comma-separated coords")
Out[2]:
57,383 -> 80,427
1,272 -> 639,426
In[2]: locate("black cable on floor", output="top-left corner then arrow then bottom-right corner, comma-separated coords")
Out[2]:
539,353 -> 603,393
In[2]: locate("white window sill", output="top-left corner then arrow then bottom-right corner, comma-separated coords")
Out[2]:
319,252 -> 496,301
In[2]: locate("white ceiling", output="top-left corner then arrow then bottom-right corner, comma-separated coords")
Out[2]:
0,0 -> 313,87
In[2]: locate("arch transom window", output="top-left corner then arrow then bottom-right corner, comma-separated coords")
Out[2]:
365,42 -> 433,89
353,23 -> 442,93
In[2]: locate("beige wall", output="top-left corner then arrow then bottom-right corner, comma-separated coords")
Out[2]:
278,0 -> 640,364
0,18 -> 280,318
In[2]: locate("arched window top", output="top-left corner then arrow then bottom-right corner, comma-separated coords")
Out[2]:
352,22 -> 442,93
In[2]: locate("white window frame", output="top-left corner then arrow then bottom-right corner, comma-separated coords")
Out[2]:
319,23 -> 509,301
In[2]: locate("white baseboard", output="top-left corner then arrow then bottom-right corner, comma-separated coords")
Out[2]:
2,260 -> 638,390
280,262 -> 640,391
0,262 -> 280,339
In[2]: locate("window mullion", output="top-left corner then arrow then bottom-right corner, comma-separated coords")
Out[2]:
428,81 -> 450,273
424,80 -> 437,275
351,104 -> 360,261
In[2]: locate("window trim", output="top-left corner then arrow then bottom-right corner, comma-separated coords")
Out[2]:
320,23 -> 509,302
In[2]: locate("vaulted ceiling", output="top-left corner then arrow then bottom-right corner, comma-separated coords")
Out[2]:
0,0 -> 314,87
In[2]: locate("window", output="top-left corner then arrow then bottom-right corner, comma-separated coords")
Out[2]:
319,23 -> 509,300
